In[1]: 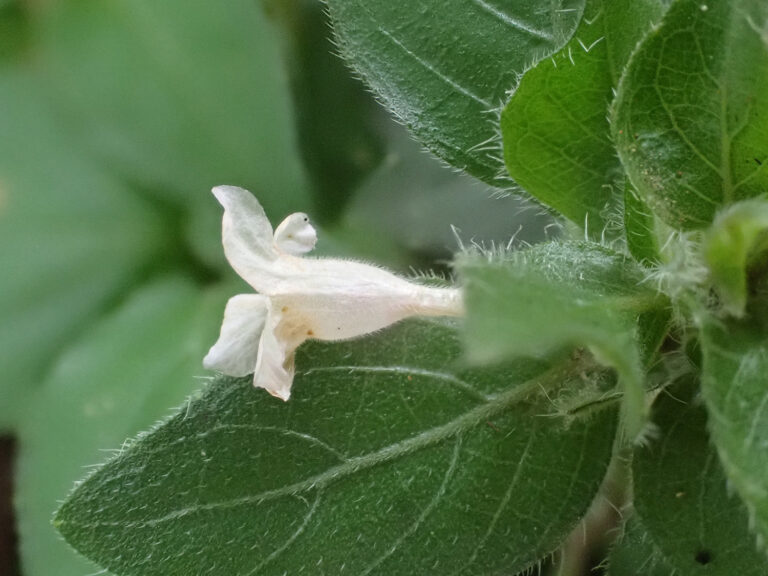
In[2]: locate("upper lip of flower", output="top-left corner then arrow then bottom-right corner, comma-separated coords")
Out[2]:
203,185 -> 463,401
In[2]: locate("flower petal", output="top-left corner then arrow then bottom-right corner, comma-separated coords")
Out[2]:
253,303 -> 305,401
203,294 -> 268,377
273,212 -> 317,255
212,186 -> 280,290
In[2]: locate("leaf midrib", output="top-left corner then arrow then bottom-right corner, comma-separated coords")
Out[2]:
58,357 -> 584,530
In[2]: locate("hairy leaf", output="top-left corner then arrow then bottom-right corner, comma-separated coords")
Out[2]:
56,320 -> 617,576
326,0 -> 586,184
613,0 -> 768,229
624,184 -> 661,266
701,319 -> 768,544
16,278 -> 231,576
460,242 -> 669,435
502,0 -> 666,230
704,199 -> 768,316
607,516 -> 675,576
633,377 -> 767,574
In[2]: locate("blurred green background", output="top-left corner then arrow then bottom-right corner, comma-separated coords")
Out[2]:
0,0 -> 549,574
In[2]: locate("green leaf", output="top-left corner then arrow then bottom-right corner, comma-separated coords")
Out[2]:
16,277 -> 231,576
265,0 -> 385,224
613,0 -> 768,229
325,0 -> 586,184
0,73 -> 165,430
624,183 -> 661,266
632,377 -> 767,575
460,241 -> 669,436
607,516 -> 676,576
701,318 -> 768,544
502,0 -> 666,230
704,198 -> 768,316
37,0 -> 308,223
56,319 -> 617,576
460,242 -> 660,360
0,0 -> 30,62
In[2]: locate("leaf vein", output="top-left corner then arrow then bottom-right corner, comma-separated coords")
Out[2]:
377,28 -> 492,107
61,361 -> 574,530
245,492 -> 323,575
303,365 -> 489,401
358,437 -> 463,576
468,0 -> 555,42
450,430 -> 536,575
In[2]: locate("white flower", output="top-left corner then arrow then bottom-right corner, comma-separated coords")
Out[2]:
203,186 -> 463,400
